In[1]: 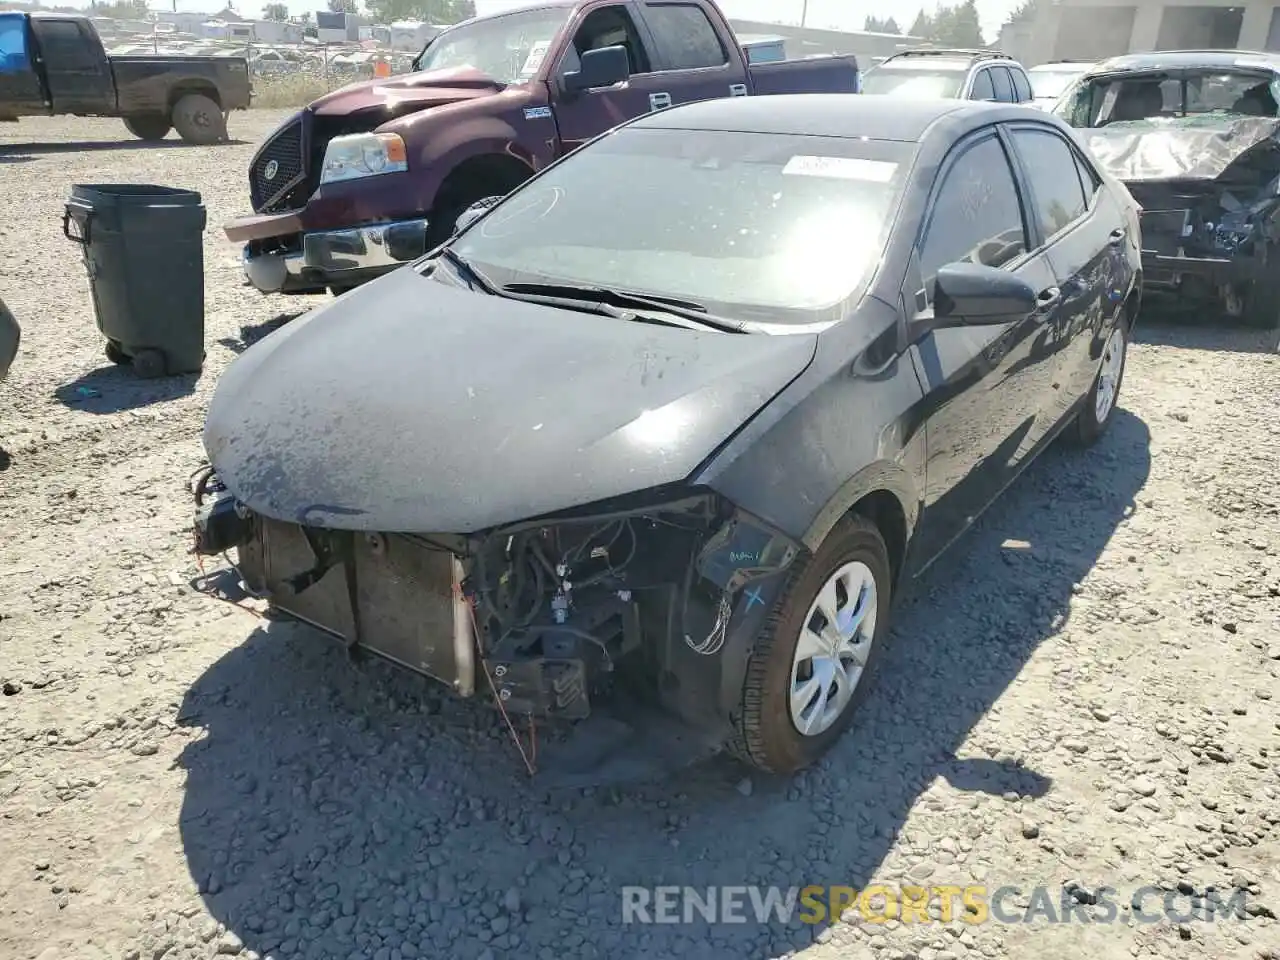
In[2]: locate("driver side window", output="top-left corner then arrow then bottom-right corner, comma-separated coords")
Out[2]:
558,5 -> 651,77
918,134 -> 1028,304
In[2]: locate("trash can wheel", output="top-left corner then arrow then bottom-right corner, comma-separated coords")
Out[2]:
132,349 -> 167,379
105,340 -> 127,365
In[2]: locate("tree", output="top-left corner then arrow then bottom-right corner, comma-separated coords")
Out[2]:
1005,0 -> 1045,27
93,0 -> 149,18
936,0 -> 984,46
863,15 -> 900,34
327,0 -> 358,12
363,0 -> 472,24
908,10 -> 933,39
262,2 -> 288,20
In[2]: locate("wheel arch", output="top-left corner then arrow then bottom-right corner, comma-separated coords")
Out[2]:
801,460 -> 919,588
167,81 -> 221,112
434,152 -> 534,212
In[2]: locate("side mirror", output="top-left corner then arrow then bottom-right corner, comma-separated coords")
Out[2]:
453,195 -> 503,235
932,261 -> 1037,325
563,44 -> 629,94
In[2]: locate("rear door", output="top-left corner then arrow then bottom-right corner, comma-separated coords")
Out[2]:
1007,123 -> 1131,423
905,128 -> 1062,571
28,17 -> 113,114
632,1 -> 749,103
1010,66 -> 1034,103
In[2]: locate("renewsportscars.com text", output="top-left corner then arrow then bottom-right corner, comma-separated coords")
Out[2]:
620,884 -> 1252,925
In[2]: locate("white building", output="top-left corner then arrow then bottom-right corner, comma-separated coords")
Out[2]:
1030,0 -> 1280,65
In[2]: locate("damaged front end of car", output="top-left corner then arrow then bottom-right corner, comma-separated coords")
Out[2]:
1086,118 -> 1280,325
192,470 -> 803,773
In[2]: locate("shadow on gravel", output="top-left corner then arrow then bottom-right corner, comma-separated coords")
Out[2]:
174,410 -> 1150,960
218,311 -> 307,355
0,139 -> 250,157
1136,307 -> 1280,355
54,364 -> 197,412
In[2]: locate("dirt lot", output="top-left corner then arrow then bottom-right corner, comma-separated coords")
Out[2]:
1,111 -> 1278,960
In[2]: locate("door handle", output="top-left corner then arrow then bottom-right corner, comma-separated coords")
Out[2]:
649,92 -> 672,110
1108,227 -> 1126,245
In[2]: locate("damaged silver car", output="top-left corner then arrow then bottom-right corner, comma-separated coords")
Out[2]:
1057,50 -> 1280,328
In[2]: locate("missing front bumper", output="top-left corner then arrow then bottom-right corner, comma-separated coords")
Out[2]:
235,517 -> 475,696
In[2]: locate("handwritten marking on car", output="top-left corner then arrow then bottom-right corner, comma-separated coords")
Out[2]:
782,156 -> 897,182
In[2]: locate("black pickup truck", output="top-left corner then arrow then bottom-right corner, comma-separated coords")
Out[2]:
0,12 -> 252,144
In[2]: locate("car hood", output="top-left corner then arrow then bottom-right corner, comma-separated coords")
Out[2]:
1082,117 -> 1280,182
309,65 -> 503,116
203,268 -> 818,534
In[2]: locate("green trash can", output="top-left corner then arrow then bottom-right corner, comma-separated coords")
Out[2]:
63,184 -> 206,379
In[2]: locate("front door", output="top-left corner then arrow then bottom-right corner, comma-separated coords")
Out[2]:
29,17 -> 113,115
905,130 -> 1062,573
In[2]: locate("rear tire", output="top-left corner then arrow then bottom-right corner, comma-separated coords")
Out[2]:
728,514 -> 893,775
123,114 -> 171,141
172,94 -> 225,145
1243,273 -> 1280,330
1067,320 -> 1127,447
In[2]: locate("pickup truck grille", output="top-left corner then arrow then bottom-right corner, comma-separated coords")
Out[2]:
250,115 -> 306,213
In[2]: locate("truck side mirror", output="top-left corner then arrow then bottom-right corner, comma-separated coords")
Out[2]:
563,44 -> 629,94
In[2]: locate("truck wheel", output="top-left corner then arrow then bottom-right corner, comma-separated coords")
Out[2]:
172,94 -> 225,146
727,514 -> 893,775
123,114 -> 171,141
1243,274 -> 1280,330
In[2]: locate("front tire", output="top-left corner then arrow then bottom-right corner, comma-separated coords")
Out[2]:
123,114 -> 171,141
729,514 -> 893,775
1067,320 -> 1127,447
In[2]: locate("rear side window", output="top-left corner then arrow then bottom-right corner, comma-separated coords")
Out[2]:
969,68 -> 995,100
33,20 -> 94,69
642,2 -> 727,70
919,134 -> 1028,294
1010,127 -> 1088,239
990,66 -> 1015,102
1073,148 -> 1101,198
1011,68 -> 1033,102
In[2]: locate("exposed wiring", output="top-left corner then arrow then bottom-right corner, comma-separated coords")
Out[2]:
470,599 -> 538,777
540,624 -> 614,671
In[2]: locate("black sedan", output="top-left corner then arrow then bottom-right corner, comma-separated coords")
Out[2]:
193,94 -> 1141,777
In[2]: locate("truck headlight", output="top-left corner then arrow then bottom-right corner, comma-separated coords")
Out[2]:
319,132 -> 408,185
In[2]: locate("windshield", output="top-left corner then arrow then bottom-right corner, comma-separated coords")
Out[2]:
413,6 -> 569,83
1055,69 -> 1280,128
861,66 -> 966,99
1029,69 -> 1085,99
448,127 -> 909,325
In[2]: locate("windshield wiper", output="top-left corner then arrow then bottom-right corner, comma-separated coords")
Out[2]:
435,250 -> 634,318
502,282 -> 748,333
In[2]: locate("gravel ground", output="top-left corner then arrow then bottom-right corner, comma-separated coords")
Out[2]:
1,112 -> 1279,960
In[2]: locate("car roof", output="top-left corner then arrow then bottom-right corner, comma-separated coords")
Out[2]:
1089,49 -> 1280,73
1029,61 -> 1093,70
877,57 -> 975,71
630,94 -> 1047,142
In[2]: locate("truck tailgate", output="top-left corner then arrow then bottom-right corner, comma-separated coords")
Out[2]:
749,55 -> 859,96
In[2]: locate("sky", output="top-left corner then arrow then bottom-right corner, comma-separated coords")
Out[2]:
71,0 -> 1023,44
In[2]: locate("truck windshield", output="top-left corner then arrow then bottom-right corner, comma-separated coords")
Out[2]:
413,7 -> 570,83
1056,69 -> 1280,128
861,66 -> 967,98
449,127 -> 909,326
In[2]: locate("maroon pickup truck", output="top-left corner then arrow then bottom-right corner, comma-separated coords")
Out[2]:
226,0 -> 859,295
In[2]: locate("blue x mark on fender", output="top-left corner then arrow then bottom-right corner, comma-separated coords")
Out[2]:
744,586 -> 765,610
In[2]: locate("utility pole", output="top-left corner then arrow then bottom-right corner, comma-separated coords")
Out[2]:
800,0 -> 807,27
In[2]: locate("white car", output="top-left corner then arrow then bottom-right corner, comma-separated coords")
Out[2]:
1027,61 -> 1096,109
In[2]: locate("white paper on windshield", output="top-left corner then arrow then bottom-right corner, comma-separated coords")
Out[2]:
782,155 -> 897,182
519,40 -> 550,77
